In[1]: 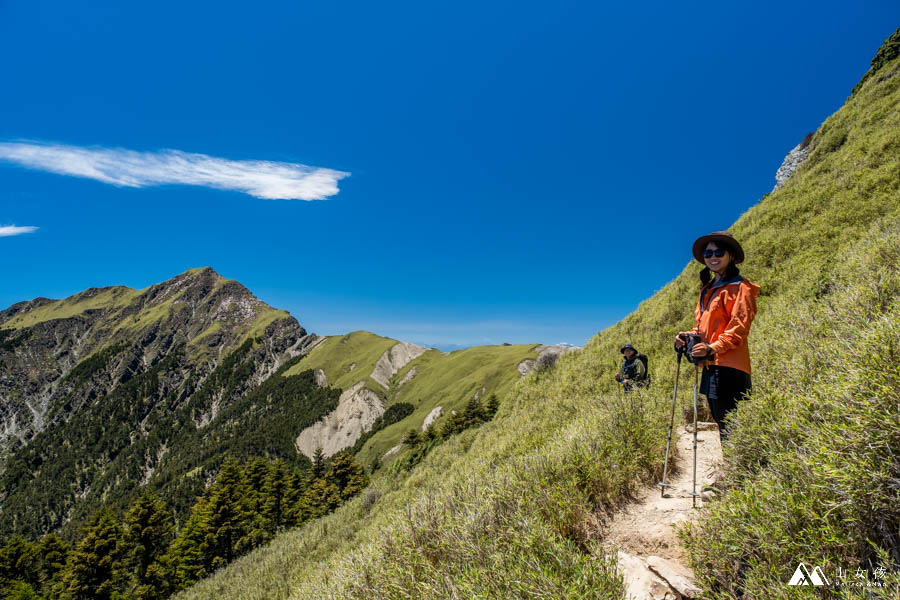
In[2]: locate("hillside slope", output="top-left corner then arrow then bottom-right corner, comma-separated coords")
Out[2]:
175,30 -> 900,600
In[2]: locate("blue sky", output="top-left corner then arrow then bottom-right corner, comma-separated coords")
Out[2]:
1,2 -> 898,348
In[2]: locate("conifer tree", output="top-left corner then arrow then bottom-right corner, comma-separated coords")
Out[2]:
236,457 -> 272,553
0,535 -> 39,591
4,581 -> 40,600
441,411 -> 467,438
282,470 -> 307,528
299,477 -> 342,520
202,457 -> 244,570
311,447 -> 326,479
403,429 -> 420,446
137,557 -> 174,600
165,499 -> 209,591
62,507 -> 127,600
261,459 -> 289,532
325,452 -> 369,500
463,397 -> 485,427
485,394 -> 500,418
36,533 -> 69,595
123,491 -> 173,597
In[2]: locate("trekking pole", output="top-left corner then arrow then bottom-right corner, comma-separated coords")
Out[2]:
691,363 -> 700,508
659,345 -> 684,497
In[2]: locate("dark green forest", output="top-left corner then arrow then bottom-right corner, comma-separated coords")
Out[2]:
0,453 -> 368,599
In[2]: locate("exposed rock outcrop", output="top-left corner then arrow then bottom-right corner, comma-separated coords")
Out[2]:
773,132 -> 813,191
295,382 -> 385,458
397,366 -> 418,387
371,342 -> 427,389
314,369 -> 328,388
616,552 -> 678,600
382,444 -> 402,460
422,406 -> 443,431
518,344 -> 581,376
517,359 -> 535,376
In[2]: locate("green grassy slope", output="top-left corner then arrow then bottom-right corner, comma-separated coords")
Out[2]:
283,331 -> 397,393
283,332 -> 539,466
2,286 -> 140,329
358,344 -> 539,466
176,34 -> 900,600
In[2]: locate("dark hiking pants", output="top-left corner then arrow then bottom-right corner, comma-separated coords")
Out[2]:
700,365 -> 751,442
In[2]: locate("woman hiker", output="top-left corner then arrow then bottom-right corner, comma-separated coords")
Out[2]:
674,231 -> 759,443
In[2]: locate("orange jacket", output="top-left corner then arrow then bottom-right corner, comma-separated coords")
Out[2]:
693,275 -> 760,374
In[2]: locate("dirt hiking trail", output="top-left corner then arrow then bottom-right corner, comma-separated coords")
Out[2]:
600,422 -> 723,599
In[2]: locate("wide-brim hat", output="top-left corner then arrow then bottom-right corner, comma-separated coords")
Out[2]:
692,231 -> 745,265
620,344 -> 637,354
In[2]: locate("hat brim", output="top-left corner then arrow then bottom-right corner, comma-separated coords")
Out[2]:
692,234 -> 745,265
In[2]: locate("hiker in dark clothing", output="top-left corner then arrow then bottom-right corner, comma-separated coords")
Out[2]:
616,344 -> 649,391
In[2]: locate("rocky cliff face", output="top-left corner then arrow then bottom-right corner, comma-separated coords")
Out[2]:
772,132 -> 814,192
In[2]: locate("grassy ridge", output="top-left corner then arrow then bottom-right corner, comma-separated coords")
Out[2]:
176,38 -> 900,600
283,331 -> 397,393
1,286 -> 139,329
1,269 -> 293,358
284,333 -> 539,468
358,344 -> 539,466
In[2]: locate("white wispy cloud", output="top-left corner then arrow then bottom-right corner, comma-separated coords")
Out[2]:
0,141 -> 349,200
0,225 -> 38,237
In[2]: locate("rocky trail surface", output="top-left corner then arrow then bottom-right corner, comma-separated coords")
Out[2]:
600,422 -> 723,599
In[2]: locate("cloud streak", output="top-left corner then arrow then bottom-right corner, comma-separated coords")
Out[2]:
0,225 -> 38,237
0,141 -> 349,200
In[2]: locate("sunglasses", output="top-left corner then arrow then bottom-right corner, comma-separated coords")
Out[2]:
703,249 -> 728,258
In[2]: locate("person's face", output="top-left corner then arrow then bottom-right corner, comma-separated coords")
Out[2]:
704,242 -> 732,274
624,349 -> 635,359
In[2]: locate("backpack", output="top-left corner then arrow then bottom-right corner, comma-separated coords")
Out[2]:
633,353 -> 651,387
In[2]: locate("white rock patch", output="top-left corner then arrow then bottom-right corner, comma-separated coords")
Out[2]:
773,133 -> 813,192
371,342 -> 427,390
518,344 -> 581,376
295,382 -> 385,459
382,444 -> 402,460
517,359 -> 535,376
422,406 -> 443,431
397,366 -> 418,387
